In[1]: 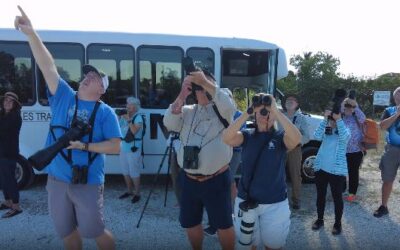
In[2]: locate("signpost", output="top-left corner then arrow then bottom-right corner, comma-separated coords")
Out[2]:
373,91 -> 391,106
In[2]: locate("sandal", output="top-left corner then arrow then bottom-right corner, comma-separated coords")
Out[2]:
2,209 -> 22,218
0,203 -> 11,210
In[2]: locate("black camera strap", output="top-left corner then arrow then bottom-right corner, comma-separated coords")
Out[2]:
87,100 -> 101,166
241,130 -> 275,202
212,103 -> 229,128
49,95 -> 101,167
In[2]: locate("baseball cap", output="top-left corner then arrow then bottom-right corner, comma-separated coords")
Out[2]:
82,64 -> 109,92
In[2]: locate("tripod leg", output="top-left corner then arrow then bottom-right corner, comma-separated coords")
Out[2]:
164,146 -> 173,207
136,146 -> 169,228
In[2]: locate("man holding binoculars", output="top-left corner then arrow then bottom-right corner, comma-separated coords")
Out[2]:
163,69 -> 236,250
15,6 -> 121,250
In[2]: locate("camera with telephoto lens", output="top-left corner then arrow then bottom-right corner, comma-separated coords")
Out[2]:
247,93 -> 271,116
182,56 -> 204,91
348,90 -> 356,100
183,145 -> 201,170
325,89 -> 347,135
115,109 -> 127,116
71,165 -> 89,184
28,118 -> 92,171
237,200 -> 258,246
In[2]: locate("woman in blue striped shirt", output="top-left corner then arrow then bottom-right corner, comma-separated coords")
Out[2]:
312,110 -> 350,235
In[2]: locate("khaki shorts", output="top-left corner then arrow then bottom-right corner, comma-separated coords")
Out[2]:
379,145 -> 400,182
46,176 -> 105,238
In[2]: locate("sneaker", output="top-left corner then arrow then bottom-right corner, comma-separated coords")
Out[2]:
204,225 -> 217,237
332,222 -> 342,235
345,194 -> 356,202
312,219 -> 324,231
373,205 -> 389,218
119,192 -> 132,199
131,195 -> 141,203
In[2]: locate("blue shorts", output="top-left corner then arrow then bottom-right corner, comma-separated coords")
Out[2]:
178,169 -> 233,229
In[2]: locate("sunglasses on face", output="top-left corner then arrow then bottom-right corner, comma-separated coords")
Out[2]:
344,103 -> 356,108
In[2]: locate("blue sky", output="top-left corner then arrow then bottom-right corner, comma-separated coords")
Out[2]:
1,0 -> 398,78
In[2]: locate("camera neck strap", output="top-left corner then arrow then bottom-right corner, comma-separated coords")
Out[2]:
50,94 -> 102,167
212,103 -> 229,128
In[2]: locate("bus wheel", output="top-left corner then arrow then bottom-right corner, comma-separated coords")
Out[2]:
15,155 -> 35,189
301,147 -> 318,183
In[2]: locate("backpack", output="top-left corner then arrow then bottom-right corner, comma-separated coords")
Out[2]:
361,119 -> 379,150
354,116 -> 379,150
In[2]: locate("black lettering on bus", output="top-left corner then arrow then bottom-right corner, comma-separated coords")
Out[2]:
150,113 -> 169,140
22,112 -> 34,121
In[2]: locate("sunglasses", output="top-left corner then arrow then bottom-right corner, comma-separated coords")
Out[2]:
344,104 -> 356,108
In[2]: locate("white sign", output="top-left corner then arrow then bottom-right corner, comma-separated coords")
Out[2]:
373,91 -> 391,106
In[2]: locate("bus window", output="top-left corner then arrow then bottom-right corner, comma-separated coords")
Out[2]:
38,43 -> 84,106
0,42 -> 34,105
87,44 -> 134,107
221,50 -> 270,91
138,46 -> 183,109
186,47 -> 215,74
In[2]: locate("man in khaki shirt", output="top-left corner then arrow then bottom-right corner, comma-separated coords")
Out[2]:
163,70 -> 235,250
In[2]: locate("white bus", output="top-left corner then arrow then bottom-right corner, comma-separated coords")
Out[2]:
0,28 -> 319,188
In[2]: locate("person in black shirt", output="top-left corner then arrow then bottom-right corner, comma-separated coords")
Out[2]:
0,92 -> 23,218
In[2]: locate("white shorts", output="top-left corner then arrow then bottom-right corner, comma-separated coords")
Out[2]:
233,197 -> 291,249
119,151 -> 142,178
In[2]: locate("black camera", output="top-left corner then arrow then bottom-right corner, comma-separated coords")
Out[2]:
115,109 -> 127,116
28,119 -> 92,171
330,89 -> 347,116
183,145 -> 201,170
71,165 -> 89,184
247,93 -> 271,116
348,90 -> 356,100
325,89 -> 347,135
183,57 -> 204,91
131,146 -> 138,153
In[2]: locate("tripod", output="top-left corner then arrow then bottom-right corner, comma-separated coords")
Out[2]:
136,133 -> 179,228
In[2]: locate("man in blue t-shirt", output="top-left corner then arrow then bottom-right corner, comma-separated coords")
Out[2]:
16,7 -> 121,250
374,86 -> 400,218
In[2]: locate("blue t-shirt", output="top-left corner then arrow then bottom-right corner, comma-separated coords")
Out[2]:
237,129 -> 287,204
119,114 -> 144,152
382,106 -> 400,146
45,79 -> 122,184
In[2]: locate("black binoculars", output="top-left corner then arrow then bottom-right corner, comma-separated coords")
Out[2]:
247,94 -> 271,116
252,94 -> 272,107
183,145 -> 201,170
71,165 -> 89,184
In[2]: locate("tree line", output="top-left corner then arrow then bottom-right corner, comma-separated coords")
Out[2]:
277,52 -> 400,118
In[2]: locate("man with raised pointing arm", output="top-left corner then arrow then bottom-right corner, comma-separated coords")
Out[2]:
15,6 -> 121,250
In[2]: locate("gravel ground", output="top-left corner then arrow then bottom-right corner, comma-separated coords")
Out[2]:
1,153 -> 400,250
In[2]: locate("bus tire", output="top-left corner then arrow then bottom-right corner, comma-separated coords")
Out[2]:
301,146 -> 319,183
16,155 -> 35,190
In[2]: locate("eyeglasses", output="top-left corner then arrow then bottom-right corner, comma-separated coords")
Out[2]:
344,104 -> 356,108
